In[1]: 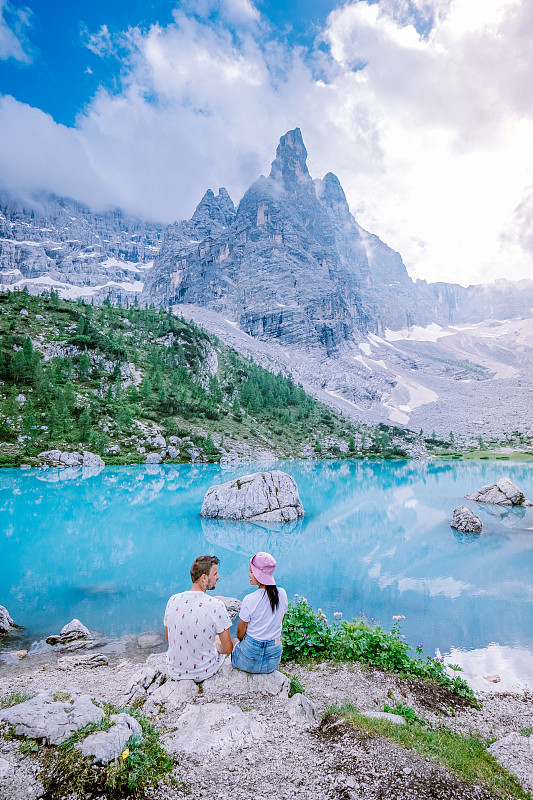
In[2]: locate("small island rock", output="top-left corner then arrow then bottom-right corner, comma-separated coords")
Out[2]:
200,470 -> 304,523
466,477 -> 532,506
451,506 -> 483,533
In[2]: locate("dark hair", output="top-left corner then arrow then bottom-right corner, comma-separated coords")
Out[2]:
264,585 -> 279,613
190,555 -> 219,583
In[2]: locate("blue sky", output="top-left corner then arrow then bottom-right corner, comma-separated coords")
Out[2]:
0,0 -> 532,286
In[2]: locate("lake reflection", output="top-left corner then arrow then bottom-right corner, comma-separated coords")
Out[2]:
1,460 -> 533,669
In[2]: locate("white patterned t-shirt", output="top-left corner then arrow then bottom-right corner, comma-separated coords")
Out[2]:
164,590 -> 231,681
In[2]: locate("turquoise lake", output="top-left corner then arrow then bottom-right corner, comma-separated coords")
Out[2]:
2,459 -> 533,684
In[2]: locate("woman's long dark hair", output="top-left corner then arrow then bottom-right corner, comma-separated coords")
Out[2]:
264,585 -> 279,612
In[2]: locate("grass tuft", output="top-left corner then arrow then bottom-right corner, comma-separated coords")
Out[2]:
326,703 -> 529,800
0,691 -> 35,709
41,703 -> 175,799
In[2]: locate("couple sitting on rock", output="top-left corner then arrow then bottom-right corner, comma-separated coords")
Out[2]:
164,553 -> 288,681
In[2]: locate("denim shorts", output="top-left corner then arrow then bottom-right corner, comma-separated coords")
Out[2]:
231,633 -> 282,674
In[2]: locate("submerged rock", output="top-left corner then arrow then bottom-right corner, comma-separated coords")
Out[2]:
200,470 -> 304,523
451,506 -> 483,533
466,477 -> 532,506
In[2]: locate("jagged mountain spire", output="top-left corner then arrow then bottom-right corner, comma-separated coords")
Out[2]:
269,128 -> 313,193
192,187 -> 235,226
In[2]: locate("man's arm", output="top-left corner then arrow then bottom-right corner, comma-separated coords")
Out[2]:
236,619 -> 248,641
165,626 -> 168,642
216,628 -> 234,654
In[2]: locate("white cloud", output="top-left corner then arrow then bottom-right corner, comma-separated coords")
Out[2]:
81,23 -> 115,57
0,0 -> 532,285
0,0 -> 33,62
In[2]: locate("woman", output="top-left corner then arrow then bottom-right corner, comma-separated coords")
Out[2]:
231,551 -> 288,674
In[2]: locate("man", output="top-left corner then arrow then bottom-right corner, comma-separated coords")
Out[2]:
164,555 -> 233,681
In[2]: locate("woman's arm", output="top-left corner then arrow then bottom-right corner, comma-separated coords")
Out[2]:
236,618 -> 248,641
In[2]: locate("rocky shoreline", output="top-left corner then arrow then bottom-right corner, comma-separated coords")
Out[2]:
1,627 -> 532,800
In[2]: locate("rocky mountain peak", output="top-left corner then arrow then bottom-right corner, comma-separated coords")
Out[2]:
192,187 -> 236,226
315,172 -> 351,221
268,128 -> 312,193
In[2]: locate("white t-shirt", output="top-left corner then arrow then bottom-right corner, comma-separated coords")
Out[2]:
164,590 -> 231,681
239,587 -> 288,642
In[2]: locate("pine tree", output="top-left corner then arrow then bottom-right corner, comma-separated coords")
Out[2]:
78,407 -> 92,441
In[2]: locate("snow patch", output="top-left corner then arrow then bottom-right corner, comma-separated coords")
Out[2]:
359,343 -> 372,356
385,323 -> 454,342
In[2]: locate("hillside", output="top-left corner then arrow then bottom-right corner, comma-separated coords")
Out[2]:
0,289 -> 430,467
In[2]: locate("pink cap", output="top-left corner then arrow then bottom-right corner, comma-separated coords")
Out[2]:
250,552 -> 277,586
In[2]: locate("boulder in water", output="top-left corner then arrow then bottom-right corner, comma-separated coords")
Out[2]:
200,470 -> 304,523
451,506 -> 483,533
466,477 -> 532,506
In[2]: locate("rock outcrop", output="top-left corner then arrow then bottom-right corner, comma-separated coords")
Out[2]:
451,506 -> 483,533
200,470 -> 304,523
37,450 -> 104,468
76,713 -> 142,763
58,653 -> 109,671
466,477 -> 532,507
0,692 -> 105,745
163,702 -> 265,756
0,606 -> 17,636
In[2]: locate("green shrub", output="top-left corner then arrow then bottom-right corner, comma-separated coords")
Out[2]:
281,597 -> 332,660
282,601 -> 477,704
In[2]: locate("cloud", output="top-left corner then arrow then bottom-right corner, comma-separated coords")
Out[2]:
81,23 -> 116,57
0,0 -> 532,285
0,0 -> 33,62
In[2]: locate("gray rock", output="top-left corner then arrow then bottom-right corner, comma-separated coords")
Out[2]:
146,452 -> 162,464
19,309 -> 28,317
286,694 -> 318,723
0,757 -> 10,779
202,659 -> 289,699
76,713 -> 142,763
466,477 -> 532,506
168,436 -> 181,444
15,393 -> 25,403
152,434 -> 167,448
167,445 -> 179,459
37,449 -> 62,464
144,679 -> 198,715
163,702 -> 265,756
59,451 -> 82,467
0,692 -> 105,745
451,506 -> 483,533
107,444 -> 120,454
212,595 -> 242,621
58,653 -> 109,670
137,446 -> 146,454
82,451 -> 105,467
362,710 -> 406,725
0,605 -> 16,636
489,732 -> 533,793
125,660 -> 168,703
59,618 -> 92,644
200,470 -> 304,523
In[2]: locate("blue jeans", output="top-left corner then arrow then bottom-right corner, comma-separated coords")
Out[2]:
231,633 -> 282,674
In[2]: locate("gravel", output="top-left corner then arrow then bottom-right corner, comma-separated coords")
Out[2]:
1,650 -> 532,800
